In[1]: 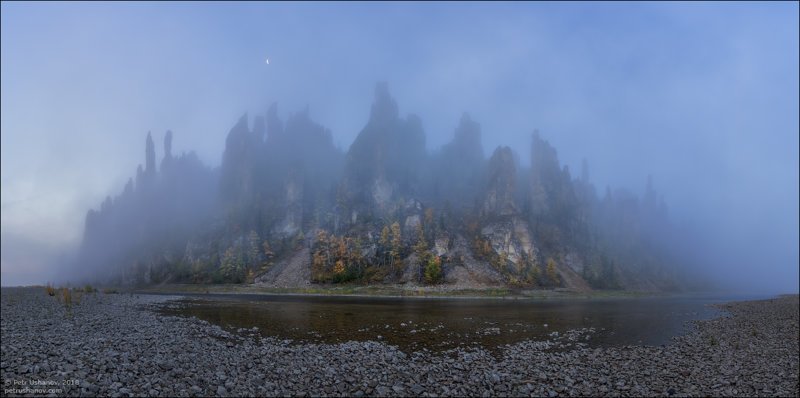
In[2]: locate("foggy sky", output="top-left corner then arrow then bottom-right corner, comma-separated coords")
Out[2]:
2,2 -> 797,292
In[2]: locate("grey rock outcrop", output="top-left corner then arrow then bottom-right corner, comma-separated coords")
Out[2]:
484,146 -> 517,217
341,83 -> 426,219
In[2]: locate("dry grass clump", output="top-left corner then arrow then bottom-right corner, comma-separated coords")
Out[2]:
45,283 -> 56,296
74,284 -> 95,293
60,287 -> 72,309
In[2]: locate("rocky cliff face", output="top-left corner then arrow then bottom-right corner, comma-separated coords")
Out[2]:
274,168 -> 304,236
77,82 -> 687,292
432,113 -> 485,208
341,82 -> 426,220
475,146 -> 551,287
219,114 -> 259,206
77,131 -> 216,284
484,146 -> 517,217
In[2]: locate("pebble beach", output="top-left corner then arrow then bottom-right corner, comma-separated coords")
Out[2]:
1,287 -> 797,397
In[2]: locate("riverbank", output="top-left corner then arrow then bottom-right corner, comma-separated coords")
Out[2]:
1,287 -> 797,397
131,283 -> 662,300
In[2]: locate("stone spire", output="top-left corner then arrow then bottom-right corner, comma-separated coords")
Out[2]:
145,131 -> 156,176
484,146 -> 517,217
369,81 -> 399,124
164,130 -> 173,160
160,130 -> 173,172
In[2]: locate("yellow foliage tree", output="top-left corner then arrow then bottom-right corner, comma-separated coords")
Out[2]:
424,255 -> 443,284
390,222 -> 402,267
532,264 -> 542,282
262,239 -> 274,258
312,251 -> 326,281
414,224 -> 427,259
496,252 -> 508,271
333,259 -> 345,275
336,236 -> 347,259
380,225 -> 390,247
311,230 -> 331,282
379,225 -> 391,267
245,269 -> 256,284
221,246 -> 242,281
546,257 -> 560,285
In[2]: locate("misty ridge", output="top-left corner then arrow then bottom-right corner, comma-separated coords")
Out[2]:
75,82 -> 701,291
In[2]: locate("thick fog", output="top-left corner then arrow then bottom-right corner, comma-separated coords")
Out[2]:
1,2 -> 797,293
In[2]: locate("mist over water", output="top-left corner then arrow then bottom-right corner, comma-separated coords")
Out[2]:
1,3 -> 797,293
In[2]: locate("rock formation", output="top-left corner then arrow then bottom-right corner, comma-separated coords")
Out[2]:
75,83 -> 687,292
342,82 -> 426,219
432,113 -> 485,208
484,146 -> 517,217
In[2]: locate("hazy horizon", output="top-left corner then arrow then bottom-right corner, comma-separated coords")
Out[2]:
2,2 -> 797,293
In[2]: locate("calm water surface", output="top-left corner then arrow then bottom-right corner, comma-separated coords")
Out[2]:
154,293 -> 769,352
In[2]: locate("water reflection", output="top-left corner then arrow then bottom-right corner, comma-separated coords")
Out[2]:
154,294 -> 757,352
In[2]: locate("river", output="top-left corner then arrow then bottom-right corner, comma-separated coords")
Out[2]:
154,293 -> 770,353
